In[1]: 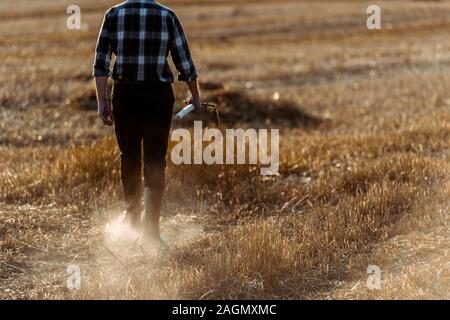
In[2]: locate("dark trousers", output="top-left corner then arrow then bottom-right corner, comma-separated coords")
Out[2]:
112,81 -> 174,213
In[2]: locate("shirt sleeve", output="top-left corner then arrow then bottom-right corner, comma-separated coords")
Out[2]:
169,13 -> 198,82
93,11 -> 113,77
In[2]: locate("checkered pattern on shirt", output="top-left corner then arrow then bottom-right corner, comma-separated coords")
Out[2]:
93,0 -> 197,82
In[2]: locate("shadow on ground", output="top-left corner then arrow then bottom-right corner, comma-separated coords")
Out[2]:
67,81 -> 326,129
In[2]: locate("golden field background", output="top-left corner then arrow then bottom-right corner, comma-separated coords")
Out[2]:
0,0 -> 449,299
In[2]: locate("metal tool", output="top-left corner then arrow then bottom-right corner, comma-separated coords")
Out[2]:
176,101 -> 221,126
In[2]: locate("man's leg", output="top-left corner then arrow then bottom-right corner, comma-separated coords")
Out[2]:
142,85 -> 174,240
113,85 -> 143,226
118,128 -> 143,226
142,127 -> 171,239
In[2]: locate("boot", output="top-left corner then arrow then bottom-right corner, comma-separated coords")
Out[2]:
143,187 -> 164,242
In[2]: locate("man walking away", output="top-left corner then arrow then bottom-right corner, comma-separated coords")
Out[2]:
92,0 -> 201,243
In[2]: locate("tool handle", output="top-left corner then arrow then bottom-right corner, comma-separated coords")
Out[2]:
175,104 -> 195,120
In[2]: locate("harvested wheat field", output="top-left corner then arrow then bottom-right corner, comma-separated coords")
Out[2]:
0,0 -> 449,300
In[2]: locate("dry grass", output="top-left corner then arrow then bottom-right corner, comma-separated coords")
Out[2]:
0,0 -> 449,299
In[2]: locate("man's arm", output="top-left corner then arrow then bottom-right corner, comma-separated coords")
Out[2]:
187,78 -> 201,109
95,76 -> 114,126
93,11 -> 114,126
169,13 -> 201,108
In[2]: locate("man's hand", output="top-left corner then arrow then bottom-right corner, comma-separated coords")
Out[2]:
98,100 -> 114,126
186,78 -> 201,109
188,96 -> 202,110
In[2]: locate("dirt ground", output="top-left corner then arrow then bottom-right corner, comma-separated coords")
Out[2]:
0,0 -> 448,299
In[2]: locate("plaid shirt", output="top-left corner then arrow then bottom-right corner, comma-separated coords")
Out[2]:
93,0 -> 197,82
